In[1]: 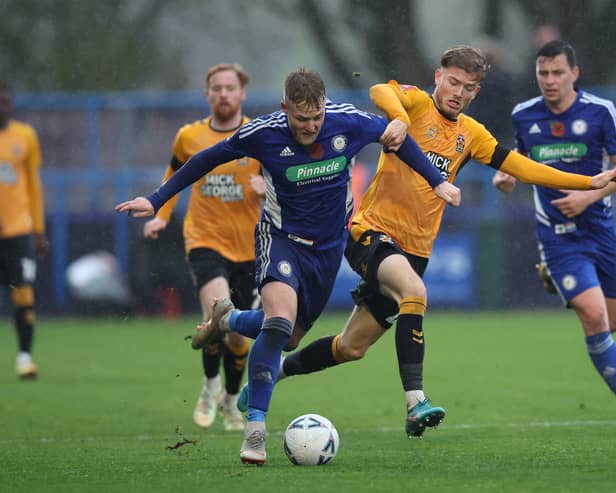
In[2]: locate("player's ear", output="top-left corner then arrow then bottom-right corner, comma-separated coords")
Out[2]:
280,100 -> 287,112
572,65 -> 580,83
434,68 -> 442,86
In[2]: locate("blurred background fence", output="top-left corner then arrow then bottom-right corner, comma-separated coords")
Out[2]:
8,87 -> 615,317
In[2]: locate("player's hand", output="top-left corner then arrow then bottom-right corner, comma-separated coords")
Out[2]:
143,217 -> 168,239
114,197 -> 154,218
34,234 -> 50,258
493,170 -> 517,193
590,167 -> 616,189
434,181 -> 461,207
550,190 -> 593,218
536,263 -> 557,294
379,118 -> 408,152
249,174 -> 266,197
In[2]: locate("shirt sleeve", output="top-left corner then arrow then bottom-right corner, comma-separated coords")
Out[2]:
154,165 -> 179,223
395,136 -> 445,188
499,150 -> 593,189
512,112 -> 527,155
25,126 -> 45,234
355,110 -> 444,188
369,81 -> 412,125
600,102 -> 616,157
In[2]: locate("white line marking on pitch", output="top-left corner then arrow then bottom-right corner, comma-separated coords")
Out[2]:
1,420 -> 615,445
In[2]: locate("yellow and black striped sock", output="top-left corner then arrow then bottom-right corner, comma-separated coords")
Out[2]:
395,296 -> 426,391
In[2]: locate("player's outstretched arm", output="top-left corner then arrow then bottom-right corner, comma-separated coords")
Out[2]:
499,150 -> 613,190
114,197 -> 154,218
392,136 -> 444,188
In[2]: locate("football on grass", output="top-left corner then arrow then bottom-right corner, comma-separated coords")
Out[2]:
283,413 -> 339,465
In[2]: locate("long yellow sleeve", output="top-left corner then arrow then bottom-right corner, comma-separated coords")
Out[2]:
155,165 -> 182,223
25,164 -> 45,234
500,151 -> 592,190
369,82 -> 411,125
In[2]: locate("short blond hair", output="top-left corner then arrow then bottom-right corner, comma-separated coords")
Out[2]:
283,68 -> 326,109
205,63 -> 249,88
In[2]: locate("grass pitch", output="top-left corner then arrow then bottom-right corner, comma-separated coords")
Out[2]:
1,310 -> 615,492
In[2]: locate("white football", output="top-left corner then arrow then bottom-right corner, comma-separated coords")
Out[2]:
283,413 -> 339,465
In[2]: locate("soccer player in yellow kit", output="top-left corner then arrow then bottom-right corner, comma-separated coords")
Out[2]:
0,84 -> 48,379
143,64 -> 263,431
269,46 -> 616,438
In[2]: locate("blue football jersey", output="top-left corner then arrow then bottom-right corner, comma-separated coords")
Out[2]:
512,90 -> 616,242
148,100 -> 443,250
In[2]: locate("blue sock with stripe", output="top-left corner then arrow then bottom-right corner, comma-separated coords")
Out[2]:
230,309 -> 264,339
585,331 -> 616,394
246,317 -> 292,415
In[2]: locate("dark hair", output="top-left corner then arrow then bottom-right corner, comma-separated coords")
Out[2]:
284,68 -> 326,108
440,46 -> 490,80
205,63 -> 249,88
536,40 -> 577,68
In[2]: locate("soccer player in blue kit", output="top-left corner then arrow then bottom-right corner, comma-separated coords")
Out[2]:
494,40 -> 616,396
115,68 -> 461,465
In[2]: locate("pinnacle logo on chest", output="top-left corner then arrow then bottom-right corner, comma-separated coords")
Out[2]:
425,151 -> 451,179
285,157 -> 347,185
200,173 -> 244,202
531,143 -> 588,163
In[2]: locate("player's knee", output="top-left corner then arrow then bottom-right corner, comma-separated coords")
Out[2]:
401,281 -> 426,300
337,338 -> 368,362
10,284 -> 34,308
577,306 -> 609,334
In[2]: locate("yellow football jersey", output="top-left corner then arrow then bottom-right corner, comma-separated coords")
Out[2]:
0,120 -> 44,239
353,82 -> 498,258
156,116 -> 261,262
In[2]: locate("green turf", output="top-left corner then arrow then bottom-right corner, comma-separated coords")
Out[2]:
1,310 -> 615,492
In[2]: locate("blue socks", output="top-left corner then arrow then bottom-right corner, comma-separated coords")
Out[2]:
585,331 -> 616,394
247,408 -> 266,422
230,309 -> 264,339
247,317 -> 293,415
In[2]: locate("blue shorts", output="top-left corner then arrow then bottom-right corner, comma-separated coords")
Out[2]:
254,222 -> 345,330
539,227 -> 616,305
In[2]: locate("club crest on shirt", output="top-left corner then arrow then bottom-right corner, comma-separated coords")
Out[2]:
427,127 -> 436,139
236,157 -> 249,166
571,119 -> 587,136
331,135 -> 347,152
455,134 -> 465,153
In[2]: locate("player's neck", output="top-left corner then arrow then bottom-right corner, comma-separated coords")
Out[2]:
545,89 -> 578,115
210,112 -> 243,132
